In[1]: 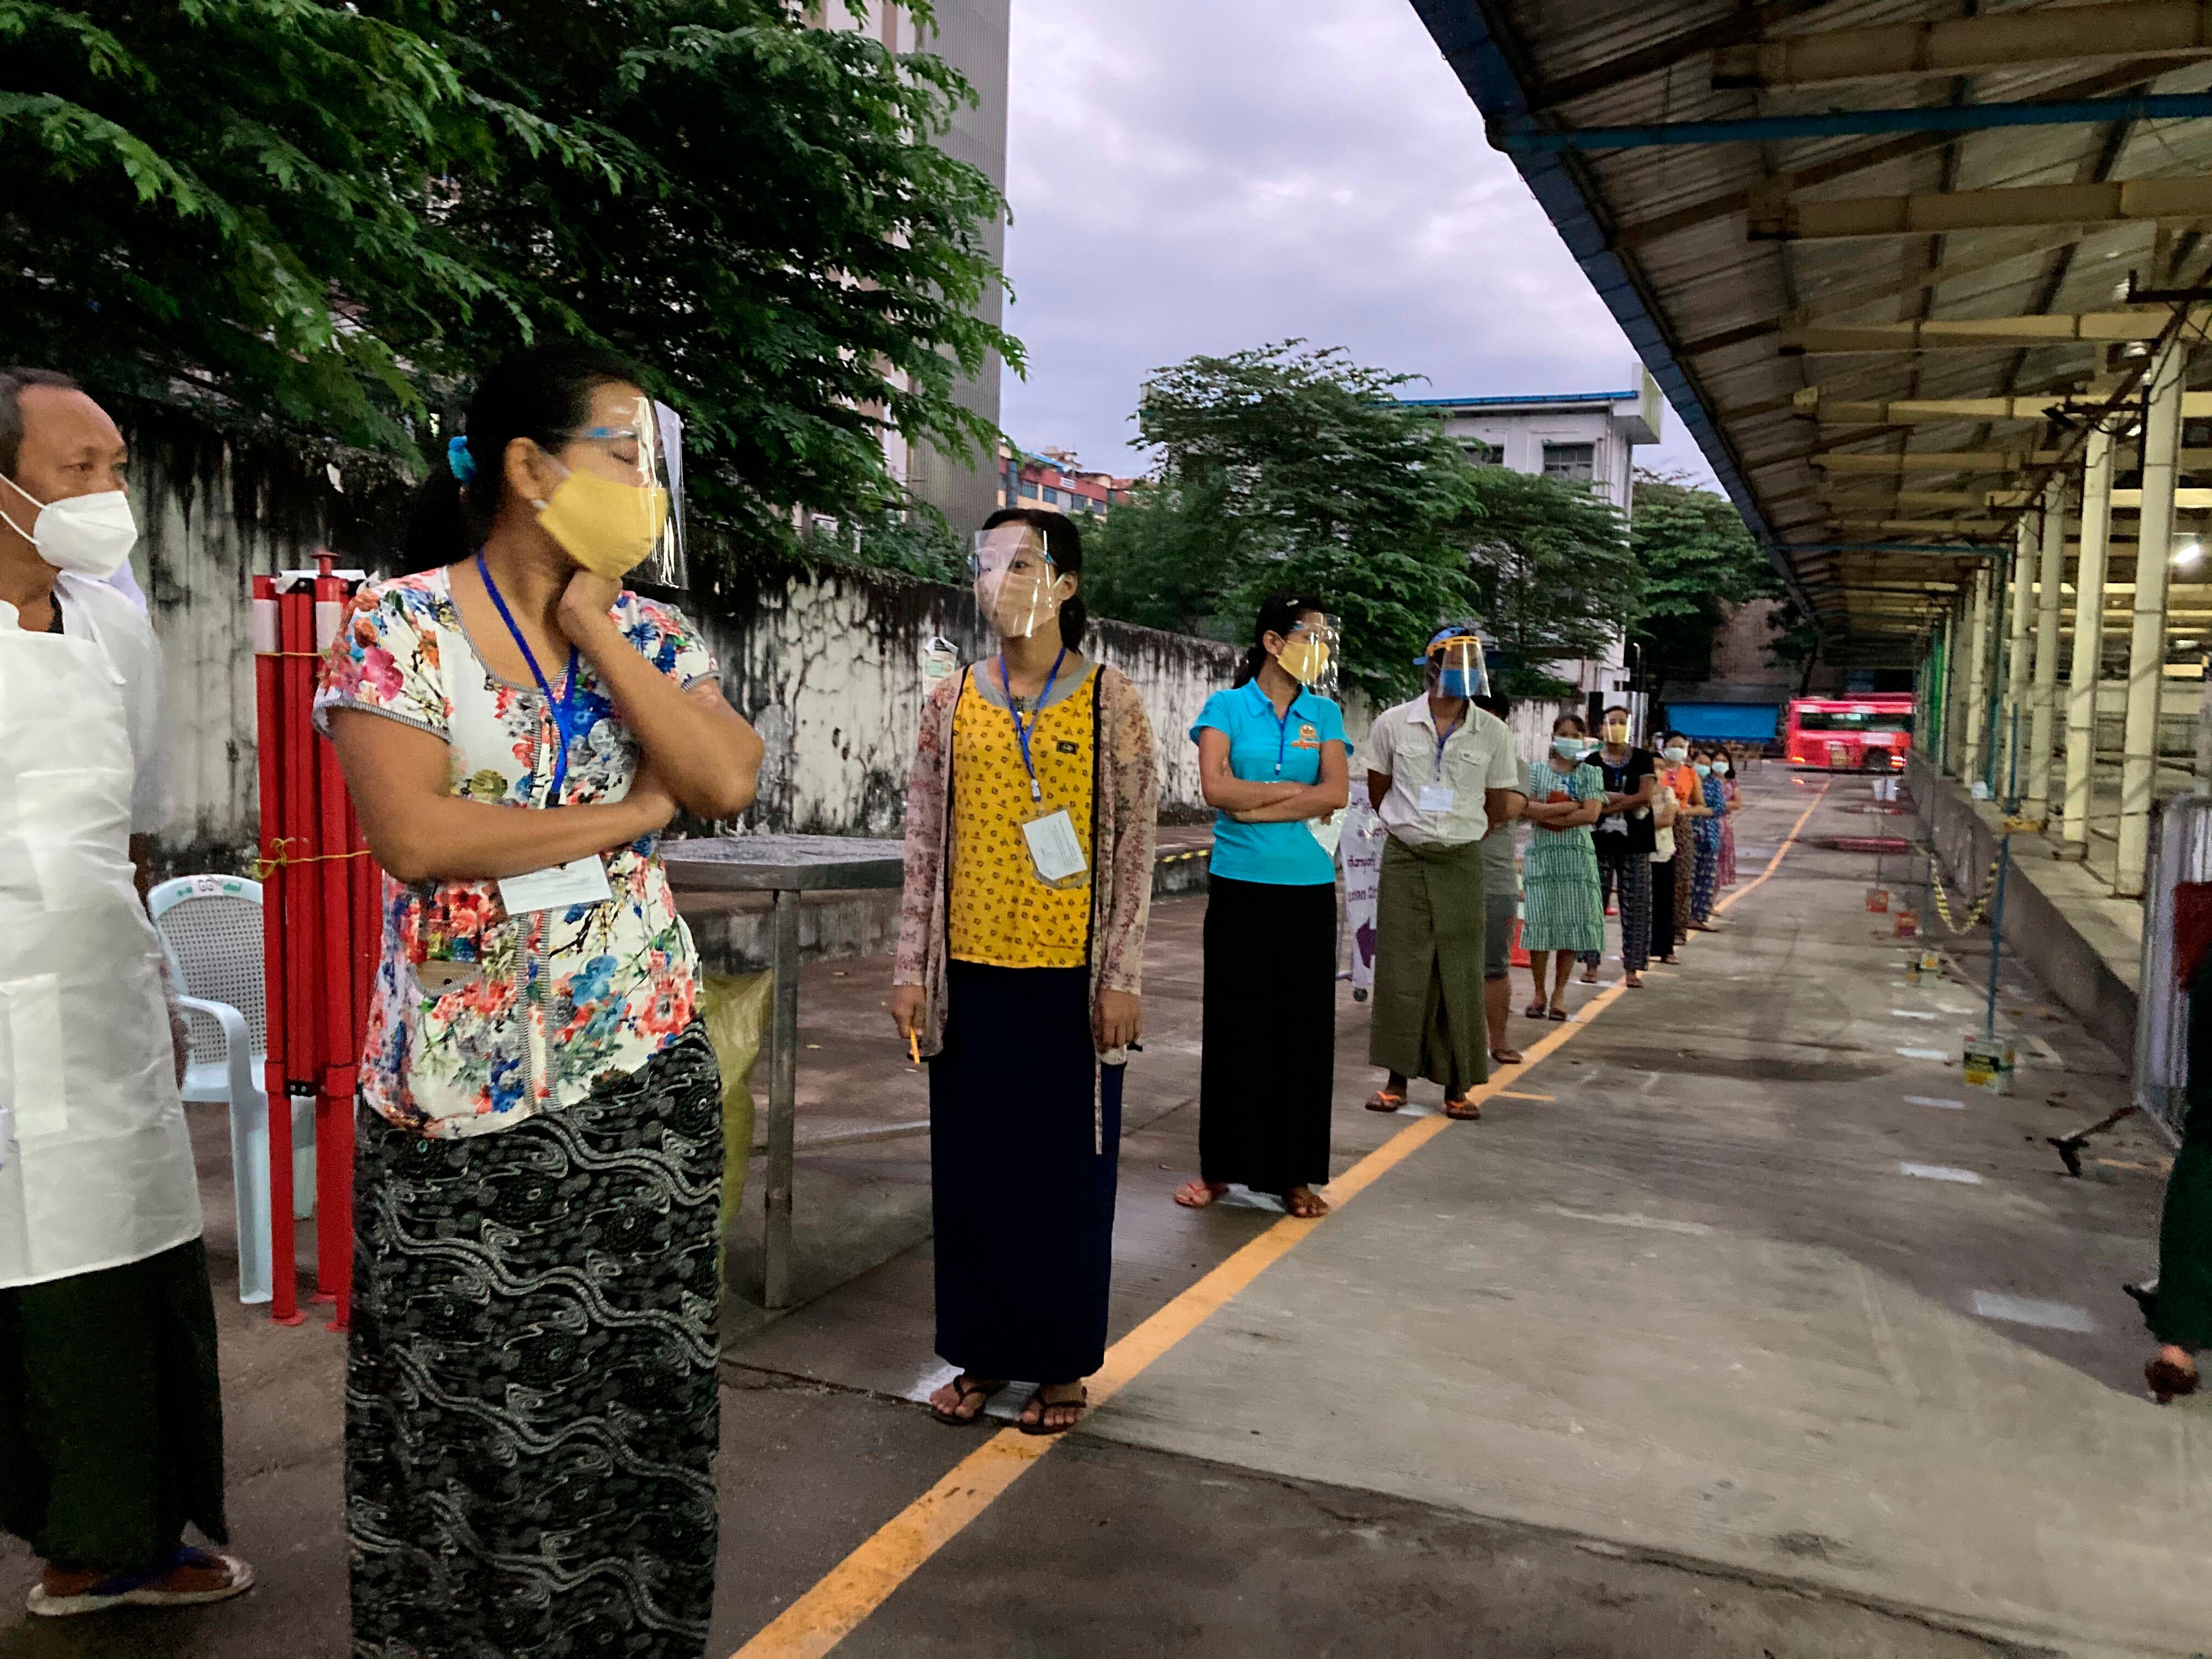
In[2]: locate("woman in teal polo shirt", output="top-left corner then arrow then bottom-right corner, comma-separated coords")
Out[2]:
1174,593 -> 1350,1219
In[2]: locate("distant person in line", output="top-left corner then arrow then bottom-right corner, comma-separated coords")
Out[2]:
1647,760 -> 1681,967
1520,714 -> 1605,1021
1576,705 -> 1657,990
1689,746 -> 1728,928
0,369 -> 251,1620
2145,972 -> 2212,1404
1716,747 -> 1743,887
1177,592 -> 1348,1221
1363,625 -> 1525,1117
891,507 -> 1158,1437
1475,692 -> 1524,1068
1661,734 -> 1707,943
321,344 -> 763,1656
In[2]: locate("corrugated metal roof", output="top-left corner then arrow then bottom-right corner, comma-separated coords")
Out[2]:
1412,0 -> 2212,661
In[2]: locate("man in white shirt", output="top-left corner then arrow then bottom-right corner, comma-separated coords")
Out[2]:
0,368 -> 251,1615
1362,624 -> 1525,1120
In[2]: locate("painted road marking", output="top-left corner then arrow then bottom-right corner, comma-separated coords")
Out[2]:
1899,1162 -> 1983,1184
1540,1205 -> 1714,1237
1891,1009 -> 1937,1020
1496,1091 -> 1554,1102
1904,1095 -> 1966,1110
1897,1047 -> 1951,1061
727,782 -> 1832,1659
1971,1292 -> 2096,1333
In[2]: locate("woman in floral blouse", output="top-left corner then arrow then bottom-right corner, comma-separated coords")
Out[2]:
890,507 -> 1158,1437
318,343 -> 761,1659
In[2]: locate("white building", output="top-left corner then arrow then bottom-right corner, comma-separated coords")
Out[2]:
1401,371 -> 1663,734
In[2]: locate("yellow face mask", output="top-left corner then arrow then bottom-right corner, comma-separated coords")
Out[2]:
1604,722 -> 1630,744
1279,636 -> 1331,686
536,465 -> 671,580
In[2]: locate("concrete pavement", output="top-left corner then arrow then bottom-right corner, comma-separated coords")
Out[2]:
1,769 -> 2200,1658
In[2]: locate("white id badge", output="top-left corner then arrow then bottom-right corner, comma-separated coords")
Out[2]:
498,856 -> 614,916
1020,808 -> 1090,888
1417,784 -> 1455,813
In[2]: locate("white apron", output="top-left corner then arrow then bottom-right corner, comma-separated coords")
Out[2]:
0,600 -> 201,1289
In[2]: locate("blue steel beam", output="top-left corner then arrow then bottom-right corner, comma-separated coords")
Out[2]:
1407,0 -> 1824,615
1492,91 -> 2212,151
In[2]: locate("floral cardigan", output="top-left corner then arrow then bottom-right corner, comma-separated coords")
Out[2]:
893,658 -> 1158,1056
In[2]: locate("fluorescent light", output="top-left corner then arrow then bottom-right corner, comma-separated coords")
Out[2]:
2175,541 -> 2203,568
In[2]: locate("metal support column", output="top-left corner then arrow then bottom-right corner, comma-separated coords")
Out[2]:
763,887 -> 802,1310
2002,515 -> 2036,798
2025,475 -> 2067,821
1961,562 -> 1993,784
2063,426 -> 2115,843
2119,338 -> 2188,896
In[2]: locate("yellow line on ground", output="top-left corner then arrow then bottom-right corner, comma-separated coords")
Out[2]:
732,786 -> 1829,1658
1495,1091 -> 1555,1102
1713,782 -> 1830,917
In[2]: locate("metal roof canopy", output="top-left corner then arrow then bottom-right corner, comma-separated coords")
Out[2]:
1410,0 -> 2212,664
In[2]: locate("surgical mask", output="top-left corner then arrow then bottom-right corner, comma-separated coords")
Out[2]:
1438,668 -> 1480,698
1279,636 -> 1330,686
534,461 -> 670,580
1694,763 -> 1712,777
1553,738 -> 1585,760
1662,746 -> 1688,764
1714,761 -> 1731,775
971,526 -> 1065,640
0,473 -> 138,578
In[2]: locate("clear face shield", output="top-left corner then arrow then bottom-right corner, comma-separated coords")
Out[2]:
970,524 -> 1067,641
534,393 -> 689,588
1275,613 -> 1341,701
1427,634 -> 1491,701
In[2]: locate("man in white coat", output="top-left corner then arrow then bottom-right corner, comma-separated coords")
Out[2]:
0,368 -> 252,1615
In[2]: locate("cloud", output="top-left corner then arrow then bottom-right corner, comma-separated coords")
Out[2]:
997,0 -> 1720,488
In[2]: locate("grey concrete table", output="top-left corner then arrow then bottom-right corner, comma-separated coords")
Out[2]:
662,834 -> 906,1309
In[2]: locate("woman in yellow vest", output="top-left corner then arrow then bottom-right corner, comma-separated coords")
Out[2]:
890,509 -> 1159,1436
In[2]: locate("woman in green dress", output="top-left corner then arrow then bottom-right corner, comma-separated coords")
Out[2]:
1520,713 -> 1605,1022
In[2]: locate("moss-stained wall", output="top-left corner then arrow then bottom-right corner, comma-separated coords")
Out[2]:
127,417 -> 1235,873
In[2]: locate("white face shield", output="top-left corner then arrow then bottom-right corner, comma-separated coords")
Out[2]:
1276,613 -> 1341,701
970,524 -> 1066,641
1426,634 -> 1491,701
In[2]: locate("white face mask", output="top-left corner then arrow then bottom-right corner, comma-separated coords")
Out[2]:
0,473 -> 138,578
1662,746 -> 1688,764
1714,761 -> 1731,775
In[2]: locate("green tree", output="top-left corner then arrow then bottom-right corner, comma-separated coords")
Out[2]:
1462,465 -> 1639,698
1099,342 -> 1485,703
1080,476 -> 1248,641
1,0 -> 1014,562
1627,468 -> 1782,686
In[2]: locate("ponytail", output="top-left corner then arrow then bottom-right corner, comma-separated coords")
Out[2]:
1058,593 -> 1090,652
1232,644 -> 1267,687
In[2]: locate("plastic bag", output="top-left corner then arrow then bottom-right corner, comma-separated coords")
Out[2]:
697,973 -> 771,1275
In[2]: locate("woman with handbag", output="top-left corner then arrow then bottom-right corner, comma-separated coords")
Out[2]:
890,509 -> 1158,1438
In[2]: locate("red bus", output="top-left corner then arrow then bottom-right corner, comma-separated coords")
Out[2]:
1784,696 -> 1914,770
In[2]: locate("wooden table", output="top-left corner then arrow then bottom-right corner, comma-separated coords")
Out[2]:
662,834 -> 906,1308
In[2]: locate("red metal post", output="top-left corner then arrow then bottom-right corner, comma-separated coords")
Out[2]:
313,565 -> 351,1303
253,577 -> 303,1324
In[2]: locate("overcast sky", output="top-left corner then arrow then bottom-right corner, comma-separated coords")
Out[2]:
996,0 -> 1722,489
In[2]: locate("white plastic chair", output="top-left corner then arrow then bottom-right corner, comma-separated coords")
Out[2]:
148,875 -> 314,1305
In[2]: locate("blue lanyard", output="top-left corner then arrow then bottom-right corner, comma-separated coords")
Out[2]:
477,552 -> 582,805
998,646 -> 1067,802
1267,686 -> 1301,777
1432,712 -> 1463,775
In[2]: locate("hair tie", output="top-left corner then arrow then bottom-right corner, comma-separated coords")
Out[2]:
446,434 -> 477,484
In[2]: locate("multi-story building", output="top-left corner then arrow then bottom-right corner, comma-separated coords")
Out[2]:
1401,371 -> 1664,732
827,2 -> 1010,540
995,443 -> 1137,518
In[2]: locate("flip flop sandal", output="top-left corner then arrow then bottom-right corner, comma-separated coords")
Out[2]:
1442,1098 -> 1482,1120
1488,1047 -> 1523,1065
1283,1189 -> 1331,1218
1019,1385 -> 1088,1437
1364,1089 -> 1407,1113
929,1374 -> 1008,1427
1548,1007 -> 1568,1022
29,1548 -> 255,1617
1172,1180 -> 1224,1209
2148,1356 -> 2200,1404
1523,1002 -> 1549,1019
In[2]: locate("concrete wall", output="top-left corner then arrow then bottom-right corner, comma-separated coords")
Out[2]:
123,418 -> 1238,873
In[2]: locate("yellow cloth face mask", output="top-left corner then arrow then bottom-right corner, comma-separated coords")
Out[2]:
537,466 -> 671,580
1279,636 -> 1331,685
